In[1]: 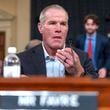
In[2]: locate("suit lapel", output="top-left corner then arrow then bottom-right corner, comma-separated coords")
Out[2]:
95,34 -> 100,60
95,34 -> 103,69
31,44 -> 46,76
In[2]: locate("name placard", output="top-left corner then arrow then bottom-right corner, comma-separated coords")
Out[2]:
0,91 -> 98,110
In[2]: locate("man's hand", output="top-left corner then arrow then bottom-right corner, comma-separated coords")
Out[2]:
56,48 -> 84,77
98,68 -> 107,78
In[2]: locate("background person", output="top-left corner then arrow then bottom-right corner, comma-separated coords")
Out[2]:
75,14 -> 110,78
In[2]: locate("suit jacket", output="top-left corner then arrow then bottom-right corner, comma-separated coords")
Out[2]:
17,44 -> 98,78
75,33 -> 110,71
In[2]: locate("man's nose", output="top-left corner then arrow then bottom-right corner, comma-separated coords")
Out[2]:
55,23 -> 61,33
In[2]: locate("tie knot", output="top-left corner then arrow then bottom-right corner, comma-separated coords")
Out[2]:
88,37 -> 92,40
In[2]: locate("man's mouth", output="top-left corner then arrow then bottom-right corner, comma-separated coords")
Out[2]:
53,36 -> 62,40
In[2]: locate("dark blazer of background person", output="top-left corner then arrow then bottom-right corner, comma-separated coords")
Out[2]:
17,44 -> 98,78
75,33 -> 110,73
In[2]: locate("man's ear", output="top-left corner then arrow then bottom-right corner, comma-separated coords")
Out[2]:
37,22 -> 43,34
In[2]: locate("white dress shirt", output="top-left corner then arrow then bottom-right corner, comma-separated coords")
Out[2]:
42,42 -> 65,77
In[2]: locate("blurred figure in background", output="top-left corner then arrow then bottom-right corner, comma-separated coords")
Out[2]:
25,39 -> 41,50
75,14 -> 110,78
0,60 -> 3,76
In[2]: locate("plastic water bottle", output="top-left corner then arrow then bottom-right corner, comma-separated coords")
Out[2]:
3,47 -> 21,78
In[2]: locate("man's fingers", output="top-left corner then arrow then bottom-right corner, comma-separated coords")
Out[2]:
56,49 -> 75,68
56,48 -> 80,69
57,49 -> 73,61
56,56 -> 69,68
56,52 -> 66,61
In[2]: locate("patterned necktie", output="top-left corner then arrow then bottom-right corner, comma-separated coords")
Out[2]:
88,38 -> 92,58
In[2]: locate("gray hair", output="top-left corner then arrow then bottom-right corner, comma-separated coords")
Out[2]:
39,4 -> 68,23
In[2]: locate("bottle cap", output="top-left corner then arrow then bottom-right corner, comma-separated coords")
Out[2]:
8,47 -> 17,53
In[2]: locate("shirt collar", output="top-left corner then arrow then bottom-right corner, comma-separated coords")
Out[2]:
42,42 -> 65,60
42,42 -> 57,61
86,32 -> 97,40
42,42 -> 49,59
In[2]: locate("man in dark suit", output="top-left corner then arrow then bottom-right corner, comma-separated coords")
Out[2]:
75,14 -> 110,78
18,5 -> 98,78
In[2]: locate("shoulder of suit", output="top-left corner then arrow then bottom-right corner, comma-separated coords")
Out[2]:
17,44 -> 42,56
97,33 -> 109,43
97,33 -> 108,39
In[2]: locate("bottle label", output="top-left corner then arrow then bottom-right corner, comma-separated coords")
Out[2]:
3,66 -> 20,78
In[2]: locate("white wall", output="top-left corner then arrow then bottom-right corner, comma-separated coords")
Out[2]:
0,0 -> 30,53
16,0 -> 30,52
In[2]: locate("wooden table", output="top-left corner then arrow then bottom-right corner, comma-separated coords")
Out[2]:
0,76 -> 110,109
